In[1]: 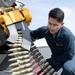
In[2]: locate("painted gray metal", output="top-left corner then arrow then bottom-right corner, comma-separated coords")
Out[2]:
0,71 -> 11,75
0,21 -> 31,72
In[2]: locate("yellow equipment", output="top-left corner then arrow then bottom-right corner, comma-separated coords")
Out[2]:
0,1 -> 58,75
0,1 -> 33,75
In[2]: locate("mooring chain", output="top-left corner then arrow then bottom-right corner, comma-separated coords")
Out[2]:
30,42 -> 58,75
8,29 -> 34,75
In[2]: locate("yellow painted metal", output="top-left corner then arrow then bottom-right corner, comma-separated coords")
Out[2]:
0,7 -> 32,34
1,12 -> 13,25
7,10 -> 24,23
1,10 -> 25,25
1,23 -> 9,35
0,16 -> 9,35
0,7 -> 32,26
22,8 -> 32,26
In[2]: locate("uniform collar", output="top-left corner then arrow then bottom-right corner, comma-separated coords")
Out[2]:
45,26 -> 64,38
57,27 -> 63,38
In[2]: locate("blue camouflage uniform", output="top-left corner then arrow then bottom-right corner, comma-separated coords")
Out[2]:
30,26 -> 75,75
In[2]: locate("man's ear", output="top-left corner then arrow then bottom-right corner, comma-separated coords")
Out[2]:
62,22 -> 64,25
61,22 -> 64,26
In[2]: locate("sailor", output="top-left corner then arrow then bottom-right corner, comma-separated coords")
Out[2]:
30,8 -> 75,75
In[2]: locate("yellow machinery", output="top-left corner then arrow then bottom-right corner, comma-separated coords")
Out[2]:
0,0 -> 33,75
0,0 -> 58,75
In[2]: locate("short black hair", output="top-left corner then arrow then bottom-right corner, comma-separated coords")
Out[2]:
48,8 -> 64,22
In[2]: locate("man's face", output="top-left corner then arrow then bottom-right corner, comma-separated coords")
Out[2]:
48,17 -> 64,35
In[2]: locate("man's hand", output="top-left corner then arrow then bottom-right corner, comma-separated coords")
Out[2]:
34,69 -> 44,75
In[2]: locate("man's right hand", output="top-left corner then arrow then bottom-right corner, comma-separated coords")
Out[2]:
34,69 -> 44,75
